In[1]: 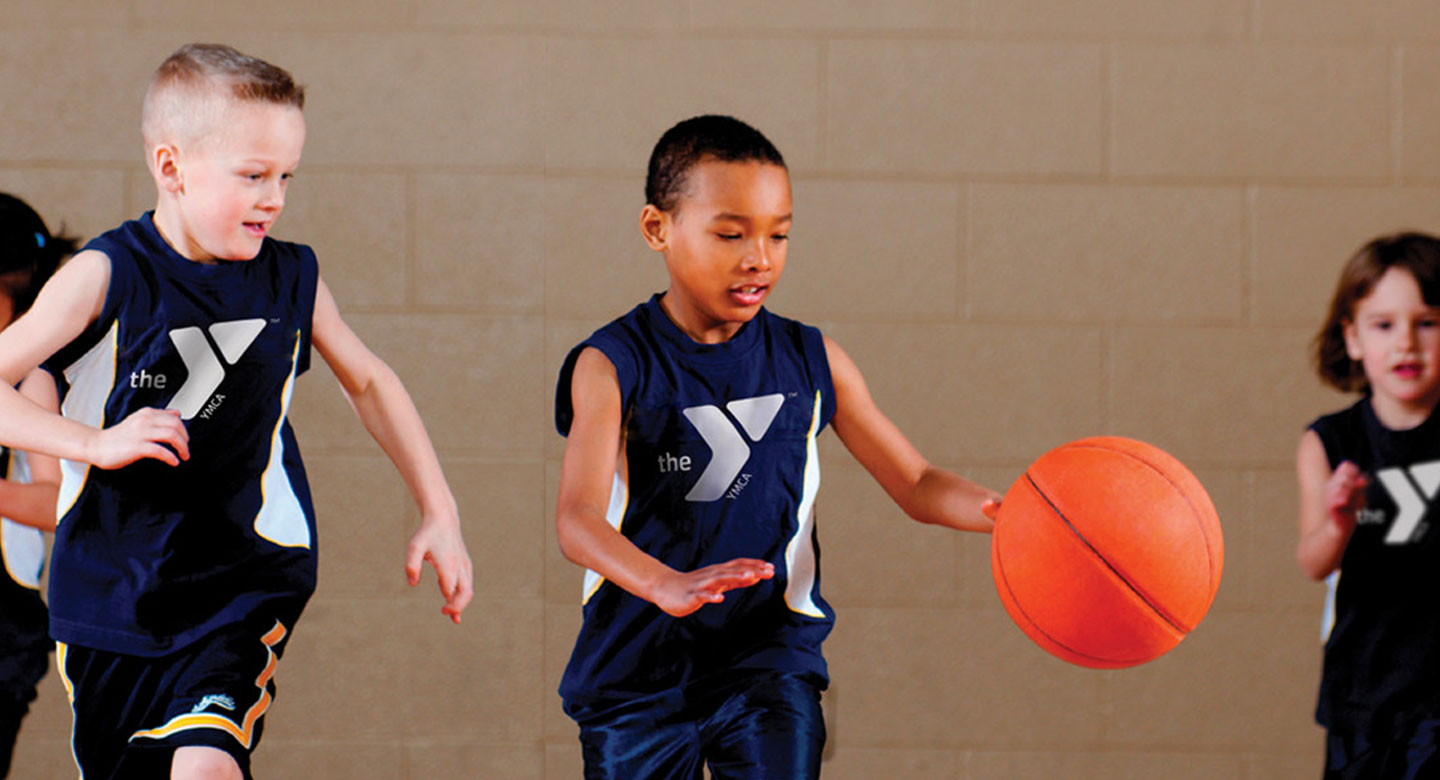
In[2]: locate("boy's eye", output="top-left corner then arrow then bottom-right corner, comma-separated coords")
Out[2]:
772,233 -> 789,242
716,233 -> 741,241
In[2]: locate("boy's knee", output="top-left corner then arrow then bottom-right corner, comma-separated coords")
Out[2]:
171,745 -> 243,780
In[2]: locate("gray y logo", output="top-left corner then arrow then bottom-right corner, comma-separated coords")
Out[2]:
1375,461 -> 1440,545
166,319 -> 267,420
681,394 -> 785,502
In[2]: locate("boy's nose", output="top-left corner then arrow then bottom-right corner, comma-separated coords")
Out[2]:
744,240 -> 772,271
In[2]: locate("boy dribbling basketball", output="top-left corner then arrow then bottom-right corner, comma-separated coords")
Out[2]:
553,114 -> 1000,778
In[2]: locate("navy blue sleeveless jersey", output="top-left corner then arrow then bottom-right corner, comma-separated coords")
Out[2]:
1310,397 -> 1440,735
554,295 -> 837,707
0,444 -> 50,689
42,212 -> 319,657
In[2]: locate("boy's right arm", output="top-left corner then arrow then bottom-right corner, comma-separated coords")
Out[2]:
555,347 -> 772,618
0,250 -> 188,468
1296,429 -> 1360,580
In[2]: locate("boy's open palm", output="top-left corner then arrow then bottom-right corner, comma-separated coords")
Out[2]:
652,559 -> 774,618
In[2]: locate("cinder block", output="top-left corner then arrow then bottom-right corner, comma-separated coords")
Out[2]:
270,33 -> 546,168
1110,326 -> 1337,468
1226,468 -> 1329,613
436,459 -> 546,600
1252,187 -> 1440,326
1114,44 -> 1390,179
307,455 -> 411,598
821,322 -> 1106,464
414,173 -> 546,313
0,31 -> 159,163
250,740 -> 406,777
1247,748 -> 1325,779
543,177 -> 667,321
1103,612 -> 1322,751
7,736 -> 80,780
288,313 -> 546,456
826,608 -> 1104,748
403,741 -> 544,778
1401,47 -> 1440,178
136,0 -> 412,29
827,41 -> 1104,176
544,605 -> 584,743
418,0 -> 684,30
818,461 -> 963,608
969,750 -> 1243,779
1256,0 -> 1440,41
969,183 -> 1245,324
545,742 -> 585,779
822,747 -> 961,779
273,172 -> 407,310
774,178 -> 961,321
543,38 -> 822,172
976,0 -> 1247,39
688,0 -> 968,32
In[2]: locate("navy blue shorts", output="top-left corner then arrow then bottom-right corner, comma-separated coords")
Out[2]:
57,617 -> 294,780
1326,719 -> 1440,780
568,670 -> 826,780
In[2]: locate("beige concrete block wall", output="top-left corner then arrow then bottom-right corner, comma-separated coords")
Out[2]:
3,2 -> 1437,777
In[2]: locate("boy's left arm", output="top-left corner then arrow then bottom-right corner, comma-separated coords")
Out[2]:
0,368 -> 63,531
826,335 -> 999,533
311,276 -> 474,623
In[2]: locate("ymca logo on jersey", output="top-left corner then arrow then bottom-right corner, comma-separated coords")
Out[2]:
166,319 -> 267,420
1365,461 -> 1440,545
676,393 -> 785,502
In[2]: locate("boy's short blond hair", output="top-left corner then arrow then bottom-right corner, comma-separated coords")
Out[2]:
141,43 -> 304,153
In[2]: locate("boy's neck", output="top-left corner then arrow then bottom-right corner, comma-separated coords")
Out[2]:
657,291 -> 747,345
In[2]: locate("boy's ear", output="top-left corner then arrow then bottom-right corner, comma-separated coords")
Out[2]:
639,204 -> 669,251
151,144 -> 184,195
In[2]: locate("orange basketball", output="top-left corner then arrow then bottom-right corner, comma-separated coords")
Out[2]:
991,436 -> 1223,669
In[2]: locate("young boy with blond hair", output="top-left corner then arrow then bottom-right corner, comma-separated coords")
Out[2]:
0,43 -> 471,779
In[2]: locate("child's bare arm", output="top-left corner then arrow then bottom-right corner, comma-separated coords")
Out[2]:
310,276 -> 472,623
825,336 -> 999,533
556,347 -> 772,617
0,251 -> 188,468
1297,429 -> 1360,580
0,369 -> 63,531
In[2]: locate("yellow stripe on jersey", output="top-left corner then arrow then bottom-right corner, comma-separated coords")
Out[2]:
129,620 -> 288,749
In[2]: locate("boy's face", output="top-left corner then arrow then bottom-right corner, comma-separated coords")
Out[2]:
162,100 -> 305,263
645,159 -> 792,342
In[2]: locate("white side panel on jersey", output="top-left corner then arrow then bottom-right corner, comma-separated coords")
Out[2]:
2,450 -> 44,589
784,391 -> 826,618
1321,570 -> 1338,641
581,471 -> 629,605
58,321 -> 119,522
253,337 -> 310,548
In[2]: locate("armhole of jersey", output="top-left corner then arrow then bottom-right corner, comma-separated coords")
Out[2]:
802,325 -> 837,430
556,336 -> 636,437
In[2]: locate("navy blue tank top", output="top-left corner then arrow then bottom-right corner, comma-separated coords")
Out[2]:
43,212 -> 319,656
1310,397 -> 1440,734
555,295 -> 837,707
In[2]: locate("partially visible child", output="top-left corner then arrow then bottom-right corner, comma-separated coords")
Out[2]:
1298,233 -> 1440,779
0,193 -> 74,779
0,45 -> 472,780
553,115 -> 1000,779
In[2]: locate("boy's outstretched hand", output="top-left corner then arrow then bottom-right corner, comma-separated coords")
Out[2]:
406,519 -> 474,624
651,558 -> 774,618
88,407 -> 190,468
1324,460 -> 1368,532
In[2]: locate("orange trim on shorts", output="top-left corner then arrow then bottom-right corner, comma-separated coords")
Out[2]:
128,620 -> 288,750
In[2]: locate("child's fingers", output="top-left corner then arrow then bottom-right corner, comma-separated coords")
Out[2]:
403,543 -> 425,587
981,498 -> 1001,521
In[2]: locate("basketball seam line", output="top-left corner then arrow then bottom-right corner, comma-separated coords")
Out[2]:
1071,442 -> 1222,604
1023,472 -> 1190,637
